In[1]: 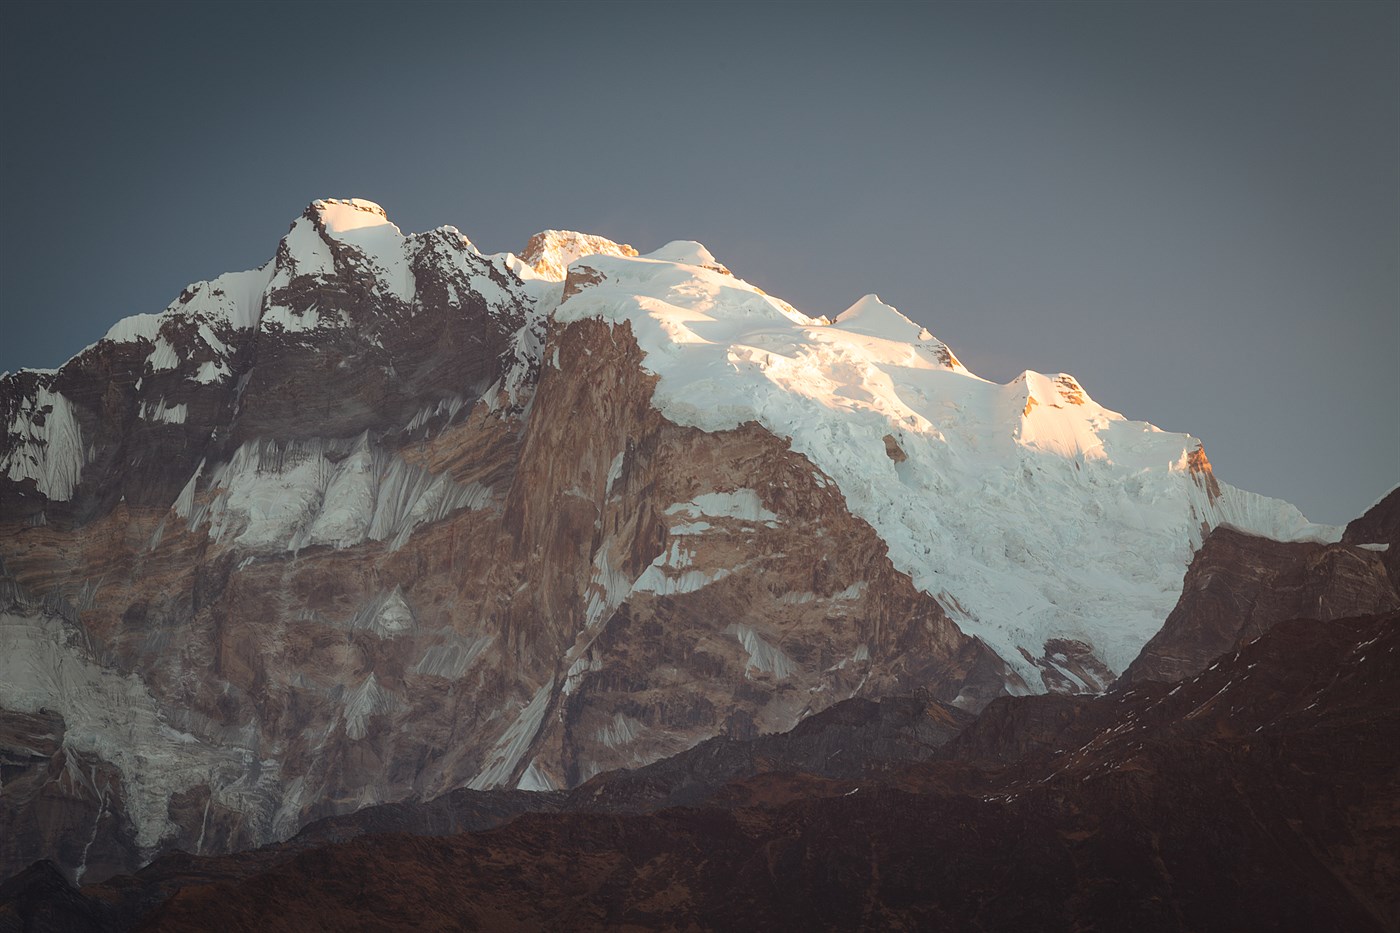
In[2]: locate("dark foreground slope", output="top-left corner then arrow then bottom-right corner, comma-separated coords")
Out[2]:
5,610 -> 1395,933
0,692 -> 971,931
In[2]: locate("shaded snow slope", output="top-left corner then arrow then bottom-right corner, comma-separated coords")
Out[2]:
552,248 -> 1338,686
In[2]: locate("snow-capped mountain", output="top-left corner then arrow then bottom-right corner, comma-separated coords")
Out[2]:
0,199 -> 1338,882
549,247 -> 1334,685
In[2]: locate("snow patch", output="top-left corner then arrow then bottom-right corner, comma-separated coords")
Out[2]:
665,489 -> 779,523
515,759 -> 556,792
633,541 -> 732,596
172,460 -> 204,519
595,712 -> 643,749
140,398 -> 187,424
604,450 -> 626,494
104,313 -> 163,345
0,611 -> 272,851
348,587 -> 417,638
413,634 -> 492,680
468,681 -> 553,790
342,673 -> 397,741
668,520 -> 713,536
1,384 -> 88,500
190,435 -> 492,553
725,623 -> 797,678
192,359 -> 231,384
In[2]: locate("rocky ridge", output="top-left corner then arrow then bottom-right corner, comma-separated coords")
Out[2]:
1122,488 -> 1399,685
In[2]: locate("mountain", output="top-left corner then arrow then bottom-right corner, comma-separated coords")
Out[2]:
0,199 -> 1340,883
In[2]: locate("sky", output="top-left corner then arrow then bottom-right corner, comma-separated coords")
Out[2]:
1,1 -> 1395,525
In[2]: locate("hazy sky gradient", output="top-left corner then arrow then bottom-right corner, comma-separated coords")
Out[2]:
2,1 -> 1395,524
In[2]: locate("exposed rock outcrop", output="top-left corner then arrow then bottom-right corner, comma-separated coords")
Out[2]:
1119,524 -> 1398,686
1342,486 -> 1400,580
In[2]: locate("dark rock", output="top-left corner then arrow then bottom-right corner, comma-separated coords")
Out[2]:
1120,524 -> 1398,686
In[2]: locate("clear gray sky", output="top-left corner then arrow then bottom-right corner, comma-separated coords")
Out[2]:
2,1 -> 1395,524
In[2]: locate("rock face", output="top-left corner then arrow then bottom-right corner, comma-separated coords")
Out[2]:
1120,522 -> 1398,686
0,198 -> 1349,884
0,710 -> 140,887
1343,486 -> 1400,580
517,229 -> 639,280
10,612 -> 1395,932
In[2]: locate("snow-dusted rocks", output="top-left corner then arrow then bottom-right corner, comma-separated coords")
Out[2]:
515,229 -> 639,281
0,197 -> 535,525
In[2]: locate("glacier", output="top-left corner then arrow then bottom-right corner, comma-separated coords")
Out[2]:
549,243 -> 1339,685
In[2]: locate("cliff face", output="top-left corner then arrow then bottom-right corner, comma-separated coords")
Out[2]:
493,316 -> 1013,792
1120,523 -> 1398,686
1343,486 -> 1400,580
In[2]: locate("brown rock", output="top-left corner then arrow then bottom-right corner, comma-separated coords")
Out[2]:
1120,524 -> 1398,686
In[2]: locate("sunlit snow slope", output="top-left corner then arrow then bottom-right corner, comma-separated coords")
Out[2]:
551,245 -> 1338,687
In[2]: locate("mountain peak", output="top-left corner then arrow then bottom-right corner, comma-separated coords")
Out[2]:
307,198 -> 396,235
271,198 -> 411,303
642,240 -> 731,275
833,294 -> 935,343
518,229 -> 638,281
1013,371 -> 1093,409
